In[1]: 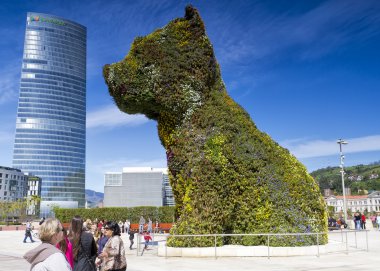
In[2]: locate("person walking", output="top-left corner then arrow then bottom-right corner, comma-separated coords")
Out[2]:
376,214 -> 380,230
69,215 -> 97,271
23,221 -> 35,243
124,219 -> 130,234
24,218 -> 71,271
99,221 -> 127,271
139,216 -> 145,234
129,230 -> 135,250
143,231 -> 152,250
147,218 -> 153,233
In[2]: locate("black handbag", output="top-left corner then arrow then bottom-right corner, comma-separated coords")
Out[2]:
80,242 -> 97,271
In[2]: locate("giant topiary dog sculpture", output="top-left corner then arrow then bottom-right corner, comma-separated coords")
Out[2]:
104,5 -> 327,247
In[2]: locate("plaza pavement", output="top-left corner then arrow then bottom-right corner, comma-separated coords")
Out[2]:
0,229 -> 379,271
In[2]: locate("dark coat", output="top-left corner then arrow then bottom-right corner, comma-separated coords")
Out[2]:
73,231 -> 97,271
98,236 -> 109,255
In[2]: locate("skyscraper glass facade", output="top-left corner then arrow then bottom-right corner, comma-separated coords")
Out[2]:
12,13 -> 86,216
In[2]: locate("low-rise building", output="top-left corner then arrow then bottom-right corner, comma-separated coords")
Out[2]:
0,166 -> 42,216
104,167 -> 175,207
0,166 -> 28,201
325,191 -> 380,214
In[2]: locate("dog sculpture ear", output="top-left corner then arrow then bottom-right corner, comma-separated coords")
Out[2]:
184,5 -> 205,37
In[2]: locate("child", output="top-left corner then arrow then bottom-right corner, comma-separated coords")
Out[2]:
143,231 -> 152,250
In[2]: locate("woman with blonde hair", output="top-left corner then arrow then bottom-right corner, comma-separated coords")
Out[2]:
24,218 -> 71,271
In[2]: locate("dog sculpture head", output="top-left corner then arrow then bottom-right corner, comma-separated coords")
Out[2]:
104,5 -> 221,122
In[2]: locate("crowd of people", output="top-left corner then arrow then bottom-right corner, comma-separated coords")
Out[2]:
328,213 -> 380,230
23,216 -> 131,271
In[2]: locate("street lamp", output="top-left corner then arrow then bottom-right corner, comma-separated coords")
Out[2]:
337,139 -> 348,224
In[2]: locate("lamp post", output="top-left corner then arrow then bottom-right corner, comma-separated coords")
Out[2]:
337,139 -> 348,224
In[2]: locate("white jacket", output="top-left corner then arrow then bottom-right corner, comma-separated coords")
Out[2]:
31,252 -> 71,271
24,242 -> 71,271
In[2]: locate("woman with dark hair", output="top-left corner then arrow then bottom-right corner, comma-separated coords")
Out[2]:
69,215 -> 97,271
98,226 -> 109,255
99,221 -> 127,271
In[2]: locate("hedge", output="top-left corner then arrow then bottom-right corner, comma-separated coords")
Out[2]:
54,206 -> 175,224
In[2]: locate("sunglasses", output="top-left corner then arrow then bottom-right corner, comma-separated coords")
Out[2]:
104,228 -> 111,231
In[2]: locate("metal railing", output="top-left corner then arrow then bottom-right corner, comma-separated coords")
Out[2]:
149,229 -> 369,259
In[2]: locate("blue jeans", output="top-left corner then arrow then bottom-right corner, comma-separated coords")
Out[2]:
23,232 -> 34,242
355,220 -> 361,230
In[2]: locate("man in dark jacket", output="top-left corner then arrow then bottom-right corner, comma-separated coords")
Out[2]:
129,231 -> 135,250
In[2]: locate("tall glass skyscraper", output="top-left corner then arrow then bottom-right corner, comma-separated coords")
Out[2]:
12,13 -> 86,217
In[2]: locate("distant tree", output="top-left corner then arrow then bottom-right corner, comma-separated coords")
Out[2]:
312,162 -> 380,195
0,199 -> 28,224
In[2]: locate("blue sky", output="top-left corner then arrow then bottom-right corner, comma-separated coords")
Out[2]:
1,0 -> 380,192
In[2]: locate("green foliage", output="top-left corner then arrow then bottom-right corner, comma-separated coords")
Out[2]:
0,199 -> 30,223
103,5 -> 327,247
54,206 -> 175,223
311,163 -> 380,195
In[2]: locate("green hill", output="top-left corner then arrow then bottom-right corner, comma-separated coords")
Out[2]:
311,161 -> 380,195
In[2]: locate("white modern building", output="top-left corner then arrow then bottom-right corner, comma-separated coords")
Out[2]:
325,191 -> 380,213
104,167 -> 175,207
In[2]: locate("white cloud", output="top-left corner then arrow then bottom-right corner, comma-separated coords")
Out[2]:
86,105 -> 149,129
281,135 -> 380,158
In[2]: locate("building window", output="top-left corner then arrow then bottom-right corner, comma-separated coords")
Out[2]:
105,174 -> 122,186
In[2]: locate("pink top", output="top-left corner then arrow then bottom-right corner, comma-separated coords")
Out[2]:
56,237 -> 74,269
